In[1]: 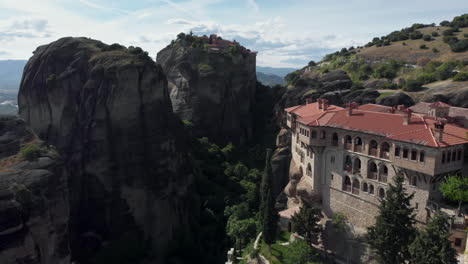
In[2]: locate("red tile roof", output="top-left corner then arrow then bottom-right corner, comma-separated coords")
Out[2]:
286,102 -> 468,148
429,101 -> 452,108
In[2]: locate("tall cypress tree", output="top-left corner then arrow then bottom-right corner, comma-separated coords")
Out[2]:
367,174 -> 416,264
409,213 -> 457,264
259,149 -> 278,245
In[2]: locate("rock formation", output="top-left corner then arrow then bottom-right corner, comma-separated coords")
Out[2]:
17,37 -> 197,263
270,128 -> 291,198
378,92 -> 415,107
156,34 -> 257,145
0,116 -> 69,264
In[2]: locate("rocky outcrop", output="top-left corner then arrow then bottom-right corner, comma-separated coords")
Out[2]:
362,78 -> 389,90
18,37 -> 196,263
156,36 -> 257,145
343,89 -> 380,104
271,129 -> 291,198
0,116 -> 69,264
378,92 -> 415,107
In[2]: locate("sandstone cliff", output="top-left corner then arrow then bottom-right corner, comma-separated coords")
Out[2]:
18,37 -> 197,263
0,116 -> 69,264
156,34 -> 257,145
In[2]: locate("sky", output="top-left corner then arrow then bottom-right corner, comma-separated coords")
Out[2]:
0,0 -> 467,68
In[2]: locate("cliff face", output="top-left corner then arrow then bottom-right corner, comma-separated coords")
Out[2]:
18,37 -> 197,262
156,36 -> 257,145
0,116 -> 69,264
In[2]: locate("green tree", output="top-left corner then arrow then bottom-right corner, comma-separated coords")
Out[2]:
259,149 -> 278,245
291,201 -> 322,245
440,175 -> 468,215
409,213 -> 457,264
367,174 -> 416,264
283,240 -> 318,264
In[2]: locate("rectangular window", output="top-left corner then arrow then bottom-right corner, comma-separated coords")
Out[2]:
331,174 -> 334,180
415,203 -> 419,209
455,238 -> 462,247
395,147 -> 400,157
411,150 -> 417,161
442,152 -> 445,163
458,150 -> 462,161
419,152 -> 425,162
447,152 -> 451,162
403,149 -> 409,159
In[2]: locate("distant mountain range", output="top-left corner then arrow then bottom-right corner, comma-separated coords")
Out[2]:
256,66 -> 296,78
256,66 -> 296,86
0,60 -> 27,91
256,72 -> 285,86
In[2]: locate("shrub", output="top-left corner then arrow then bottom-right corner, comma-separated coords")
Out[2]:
434,62 -> 458,80
440,20 -> 451,26
423,34 -> 432,41
404,79 -> 423,91
464,33 -> 468,38
373,60 -> 404,79
432,48 -> 439,53
431,31 -> 439,37
419,44 -> 428,49
416,57 -> 431,66
402,42 -> 407,46
453,72 -> 468,81
383,40 -> 391,46
198,63 -> 214,74
443,35 -> 458,44
409,31 -> 423,40
20,143 -> 42,161
416,72 -> 436,84
450,39 -> 468,52
332,213 -> 347,230
442,29 -> 455,36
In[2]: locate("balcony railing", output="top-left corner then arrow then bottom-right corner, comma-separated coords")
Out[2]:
345,143 -> 352,150
352,186 -> 360,195
368,171 -> 377,180
354,145 -> 363,153
379,174 -> 388,183
343,185 -> 351,192
380,151 -> 390,159
369,148 -> 378,157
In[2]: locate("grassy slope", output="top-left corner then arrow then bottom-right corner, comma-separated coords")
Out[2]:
356,26 -> 468,63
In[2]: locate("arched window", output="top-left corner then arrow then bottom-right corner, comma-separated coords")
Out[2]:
352,179 -> 360,195
411,176 -> 417,187
311,130 -> 317,139
353,158 -> 361,174
320,130 -> 326,139
362,182 -> 368,192
332,133 -> 339,146
354,137 -> 363,152
379,188 -> 385,199
380,142 -> 390,159
419,151 -> 425,162
345,135 -> 352,150
395,146 -> 401,157
379,165 -> 388,183
369,184 -> 375,194
343,176 -> 351,192
369,140 -> 378,156
344,156 -> 352,172
411,149 -> 417,161
403,148 -> 409,159
368,162 -> 377,180
306,163 -> 312,177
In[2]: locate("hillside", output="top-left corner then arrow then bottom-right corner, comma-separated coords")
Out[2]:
257,72 -> 285,86
256,66 -> 296,78
356,26 -> 468,63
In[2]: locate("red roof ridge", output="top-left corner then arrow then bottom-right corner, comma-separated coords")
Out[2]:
427,126 -> 439,147
354,109 -> 405,117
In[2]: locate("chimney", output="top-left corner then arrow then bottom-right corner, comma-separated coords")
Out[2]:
434,121 -> 445,142
397,105 -> 406,111
403,108 -> 413,125
322,99 -> 329,111
346,102 -> 358,116
306,98 -> 313,105
388,107 -> 396,114
318,99 -> 323,109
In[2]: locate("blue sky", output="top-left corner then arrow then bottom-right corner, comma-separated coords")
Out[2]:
0,0 -> 467,67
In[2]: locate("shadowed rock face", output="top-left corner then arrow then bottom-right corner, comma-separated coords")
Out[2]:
156,40 -> 257,145
18,37 -> 197,262
0,116 -> 69,264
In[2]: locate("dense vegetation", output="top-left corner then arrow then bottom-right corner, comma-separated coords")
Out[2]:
367,175 -> 458,264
